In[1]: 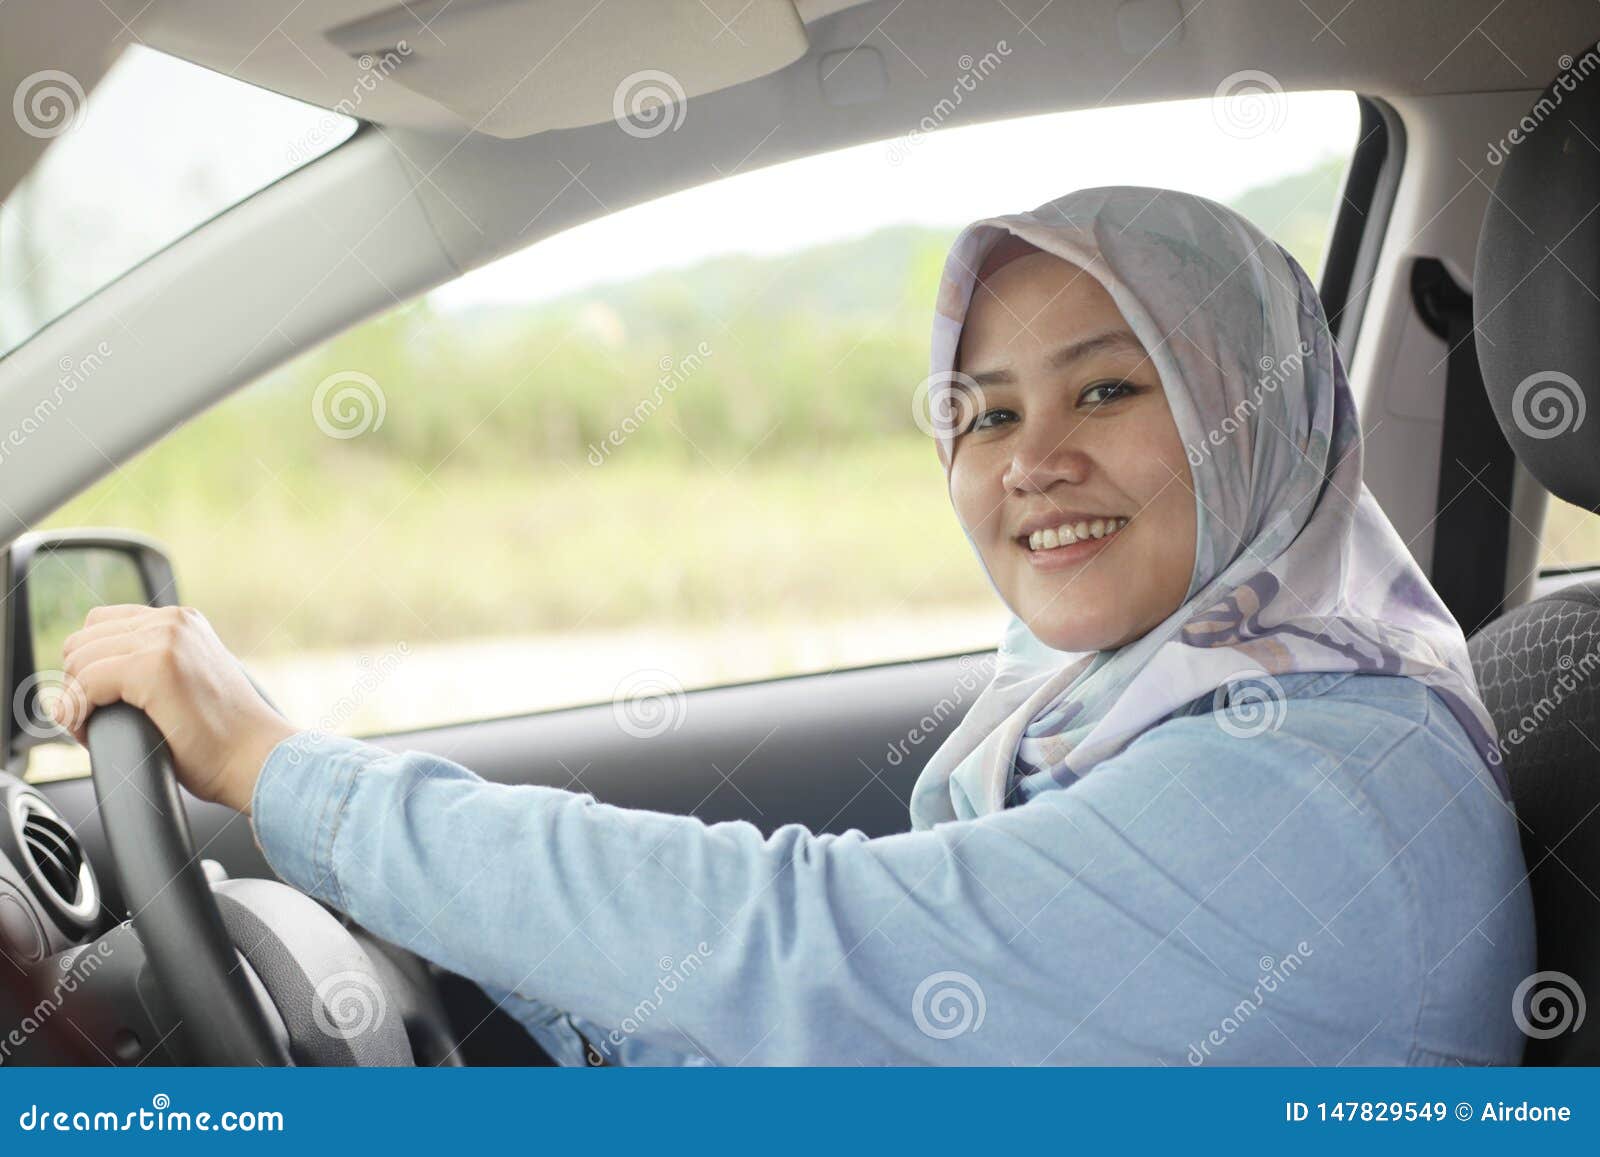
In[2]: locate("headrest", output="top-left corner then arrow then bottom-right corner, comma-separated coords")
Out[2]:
1475,43 -> 1600,512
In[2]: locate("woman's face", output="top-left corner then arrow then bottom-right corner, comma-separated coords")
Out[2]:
948,251 -> 1198,653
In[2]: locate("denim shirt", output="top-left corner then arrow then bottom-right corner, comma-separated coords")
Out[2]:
250,670 -> 1535,1066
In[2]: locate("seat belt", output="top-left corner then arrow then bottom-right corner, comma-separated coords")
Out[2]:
1410,257 -> 1518,637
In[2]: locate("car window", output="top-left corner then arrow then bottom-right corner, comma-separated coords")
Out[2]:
1540,494 -> 1600,569
40,90 -> 1360,739
0,46 -> 354,359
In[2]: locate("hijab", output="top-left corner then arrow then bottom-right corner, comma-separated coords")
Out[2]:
908,185 -> 1510,829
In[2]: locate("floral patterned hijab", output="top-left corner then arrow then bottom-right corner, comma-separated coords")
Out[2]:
908,186 -> 1509,829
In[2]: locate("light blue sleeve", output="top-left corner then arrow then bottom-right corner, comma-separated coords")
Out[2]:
248,694 -> 1528,1066
474,984 -> 711,1066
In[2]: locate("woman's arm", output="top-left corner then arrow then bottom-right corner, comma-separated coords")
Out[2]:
246,709 -> 1428,1066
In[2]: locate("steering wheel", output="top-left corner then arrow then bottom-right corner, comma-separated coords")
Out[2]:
87,703 -> 417,1065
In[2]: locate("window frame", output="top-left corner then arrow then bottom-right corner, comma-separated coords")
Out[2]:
20,90 -> 1386,746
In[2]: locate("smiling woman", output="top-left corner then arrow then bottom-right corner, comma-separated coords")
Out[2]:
948,242 -> 1197,654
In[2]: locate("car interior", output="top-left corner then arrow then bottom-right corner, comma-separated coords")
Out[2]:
0,0 -> 1598,1066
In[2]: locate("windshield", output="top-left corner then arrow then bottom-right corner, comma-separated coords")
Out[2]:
0,45 -> 355,358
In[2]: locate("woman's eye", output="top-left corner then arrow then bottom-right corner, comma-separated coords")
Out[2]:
968,408 -> 1019,433
1079,380 -> 1139,407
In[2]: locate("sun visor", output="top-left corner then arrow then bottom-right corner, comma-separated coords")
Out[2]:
324,0 -> 809,138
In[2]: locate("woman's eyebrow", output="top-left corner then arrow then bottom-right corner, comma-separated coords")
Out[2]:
1046,328 -> 1149,369
966,328 -> 1149,386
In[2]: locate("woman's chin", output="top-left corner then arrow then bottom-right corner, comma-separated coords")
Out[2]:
1023,613 -> 1130,654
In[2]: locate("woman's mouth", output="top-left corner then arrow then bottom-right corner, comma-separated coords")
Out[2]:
1016,516 -> 1129,571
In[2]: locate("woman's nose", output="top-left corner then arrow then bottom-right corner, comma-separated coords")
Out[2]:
1002,421 -> 1092,493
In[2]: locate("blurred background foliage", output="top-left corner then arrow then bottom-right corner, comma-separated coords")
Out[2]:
45,158 -> 1348,657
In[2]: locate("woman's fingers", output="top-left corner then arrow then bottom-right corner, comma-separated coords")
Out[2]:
83,603 -> 152,625
61,623 -> 171,681
62,607 -> 158,658
52,652 -> 154,744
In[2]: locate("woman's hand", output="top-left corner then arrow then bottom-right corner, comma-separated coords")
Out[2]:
55,604 -> 298,814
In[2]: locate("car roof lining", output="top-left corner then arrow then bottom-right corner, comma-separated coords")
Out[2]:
72,0 -> 1600,136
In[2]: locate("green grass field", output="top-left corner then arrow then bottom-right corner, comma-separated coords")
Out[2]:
51,435 -> 996,656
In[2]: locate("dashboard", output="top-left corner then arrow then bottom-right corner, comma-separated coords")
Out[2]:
0,768 -> 104,967
0,766 -> 468,1067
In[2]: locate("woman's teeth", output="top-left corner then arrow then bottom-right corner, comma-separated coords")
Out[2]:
1027,517 -> 1129,551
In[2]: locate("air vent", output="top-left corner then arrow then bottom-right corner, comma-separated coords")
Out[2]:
23,808 -> 82,905
12,795 -> 99,928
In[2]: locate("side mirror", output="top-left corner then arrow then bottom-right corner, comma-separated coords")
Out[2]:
4,529 -> 178,773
